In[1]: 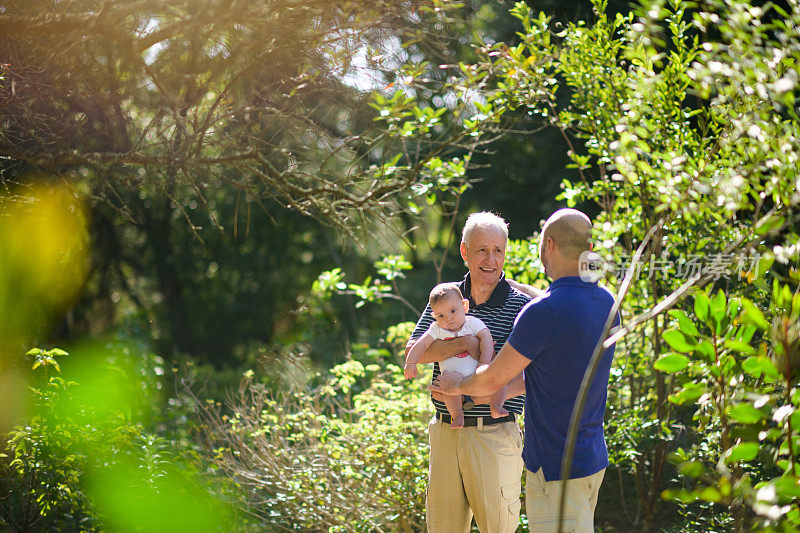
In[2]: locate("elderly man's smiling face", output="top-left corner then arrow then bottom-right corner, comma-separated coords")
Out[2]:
460,226 -> 507,289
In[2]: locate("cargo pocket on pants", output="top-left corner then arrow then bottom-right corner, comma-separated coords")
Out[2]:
501,482 -> 521,521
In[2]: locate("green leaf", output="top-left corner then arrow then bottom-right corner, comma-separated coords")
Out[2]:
790,410 -> 800,429
709,290 -> 726,331
670,310 -> 700,336
728,403 -> 765,424
754,215 -> 784,235
678,315 -> 700,337
728,298 -> 741,320
661,488 -> 695,503
725,340 -> 756,355
669,383 -> 706,405
742,356 -> 779,380
720,354 -> 736,374
696,486 -> 721,503
663,329 -> 697,352
694,340 -> 715,362
741,299 -> 769,330
654,353 -> 690,373
774,477 -> 800,498
754,253 -> 775,279
738,323 -> 758,345
782,284 -> 793,307
694,292 -> 710,322
725,441 -> 759,463
677,461 -> 705,478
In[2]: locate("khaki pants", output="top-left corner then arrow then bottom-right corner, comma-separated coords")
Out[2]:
525,467 -> 605,533
426,416 -> 523,533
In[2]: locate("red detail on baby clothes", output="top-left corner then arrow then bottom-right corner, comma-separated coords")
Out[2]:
442,336 -> 468,357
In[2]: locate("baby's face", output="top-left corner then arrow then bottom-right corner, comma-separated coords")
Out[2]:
430,294 -> 468,332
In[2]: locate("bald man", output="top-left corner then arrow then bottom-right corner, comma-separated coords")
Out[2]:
432,208 -> 619,533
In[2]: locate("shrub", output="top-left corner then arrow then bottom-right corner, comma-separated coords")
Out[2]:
0,346 -> 235,532
197,357 -> 432,531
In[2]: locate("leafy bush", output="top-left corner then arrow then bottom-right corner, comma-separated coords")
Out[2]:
656,286 -> 800,530
197,355 -> 432,531
0,346 -> 235,532
0,348 -> 105,531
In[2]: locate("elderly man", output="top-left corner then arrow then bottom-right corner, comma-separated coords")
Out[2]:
432,208 -> 619,533
405,211 -> 533,533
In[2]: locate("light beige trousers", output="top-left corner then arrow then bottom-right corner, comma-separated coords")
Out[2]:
525,467 -> 605,533
426,417 -> 524,533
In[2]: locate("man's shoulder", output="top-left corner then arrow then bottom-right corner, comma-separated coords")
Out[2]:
546,281 -> 615,323
517,292 -> 554,320
506,285 -> 534,307
596,282 -> 616,302
571,281 -> 616,309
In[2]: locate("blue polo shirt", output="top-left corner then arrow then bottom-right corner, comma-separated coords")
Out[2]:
506,276 -> 618,481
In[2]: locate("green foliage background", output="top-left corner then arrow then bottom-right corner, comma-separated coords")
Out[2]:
2,0 -> 800,531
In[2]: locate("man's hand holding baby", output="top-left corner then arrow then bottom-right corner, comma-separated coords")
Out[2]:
430,370 -> 466,395
404,361 -> 418,379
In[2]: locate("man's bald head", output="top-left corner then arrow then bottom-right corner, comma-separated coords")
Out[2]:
541,208 -> 593,260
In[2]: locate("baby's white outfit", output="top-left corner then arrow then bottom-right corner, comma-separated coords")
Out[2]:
424,315 -> 488,375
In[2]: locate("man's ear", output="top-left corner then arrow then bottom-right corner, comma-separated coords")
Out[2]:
462,298 -> 469,313
460,241 -> 467,263
544,237 -> 554,256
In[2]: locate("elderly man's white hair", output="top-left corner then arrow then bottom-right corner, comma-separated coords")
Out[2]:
461,212 -> 509,245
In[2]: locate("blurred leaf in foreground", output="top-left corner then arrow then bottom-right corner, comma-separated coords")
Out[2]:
0,183 -> 88,432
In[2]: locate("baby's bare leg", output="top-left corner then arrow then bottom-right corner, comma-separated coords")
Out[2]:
442,394 -> 465,429
490,385 -> 509,418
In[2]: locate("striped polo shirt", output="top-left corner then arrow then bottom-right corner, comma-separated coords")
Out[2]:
410,272 -> 532,417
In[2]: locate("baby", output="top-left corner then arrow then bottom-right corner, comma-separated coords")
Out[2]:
404,283 -> 508,428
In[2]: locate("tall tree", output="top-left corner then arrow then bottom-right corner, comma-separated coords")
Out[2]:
0,0 -> 448,229
0,0 -> 467,361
